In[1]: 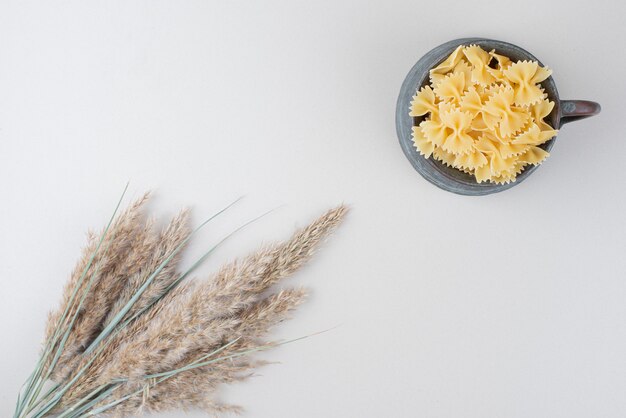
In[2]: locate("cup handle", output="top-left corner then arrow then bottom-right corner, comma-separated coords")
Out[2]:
560,100 -> 601,127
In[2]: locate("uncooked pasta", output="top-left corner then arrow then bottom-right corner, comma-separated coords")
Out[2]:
410,44 -> 558,184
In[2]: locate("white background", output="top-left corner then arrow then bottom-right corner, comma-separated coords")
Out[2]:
1,1 -> 625,417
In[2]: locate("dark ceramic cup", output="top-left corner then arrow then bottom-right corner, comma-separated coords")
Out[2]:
395,38 -> 601,196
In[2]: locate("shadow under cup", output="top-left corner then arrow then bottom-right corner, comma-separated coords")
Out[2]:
395,38 -> 601,196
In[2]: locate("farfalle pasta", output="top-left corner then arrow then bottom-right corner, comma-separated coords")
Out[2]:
410,44 -> 558,184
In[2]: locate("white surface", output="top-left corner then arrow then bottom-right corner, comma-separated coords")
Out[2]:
1,1 -> 625,417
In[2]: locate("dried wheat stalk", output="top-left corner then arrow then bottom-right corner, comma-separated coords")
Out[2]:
13,189 -> 347,418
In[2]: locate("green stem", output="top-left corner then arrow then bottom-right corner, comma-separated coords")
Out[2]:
14,184 -> 129,418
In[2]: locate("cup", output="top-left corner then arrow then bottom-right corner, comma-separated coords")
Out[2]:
395,38 -> 601,196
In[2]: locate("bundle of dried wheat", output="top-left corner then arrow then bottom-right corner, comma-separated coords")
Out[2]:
13,187 -> 347,418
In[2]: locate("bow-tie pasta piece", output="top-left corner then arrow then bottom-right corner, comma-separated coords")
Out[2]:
410,86 -> 438,117
454,147 -> 488,170
452,60 -> 473,86
430,59 -> 472,88
473,132 -> 499,154
463,44 -> 496,85
518,146 -> 550,165
482,86 -> 529,138
429,45 -> 464,79
432,147 -> 457,167
512,123 -> 558,146
409,44 -> 558,184
498,108 -> 530,139
459,87 -> 483,117
490,148 -> 517,176
497,142 -> 529,159
491,161 -> 526,184
430,72 -> 445,87
419,116 -> 448,148
412,126 -> 435,158
474,164 -> 493,183
433,71 -> 467,103
484,49 -> 512,80
503,60 -> 552,106
439,108 -> 475,155
529,99 -> 557,131
488,50 -> 512,68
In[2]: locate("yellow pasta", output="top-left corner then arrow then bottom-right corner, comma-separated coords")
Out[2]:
429,45 -> 465,77
511,123 -> 558,146
459,86 -> 483,116
503,61 -> 552,106
412,126 -> 435,158
463,45 -> 496,86
482,86 -> 530,138
433,71 -> 466,103
518,146 -> 550,165
452,60 -> 473,86
486,49 -> 512,79
410,44 -> 558,184
497,141 -> 529,159
454,147 -> 488,170
409,86 -> 437,117
419,117 -> 447,147
432,147 -> 457,167
529,99 -> 556,131
439,108 -> 474,155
